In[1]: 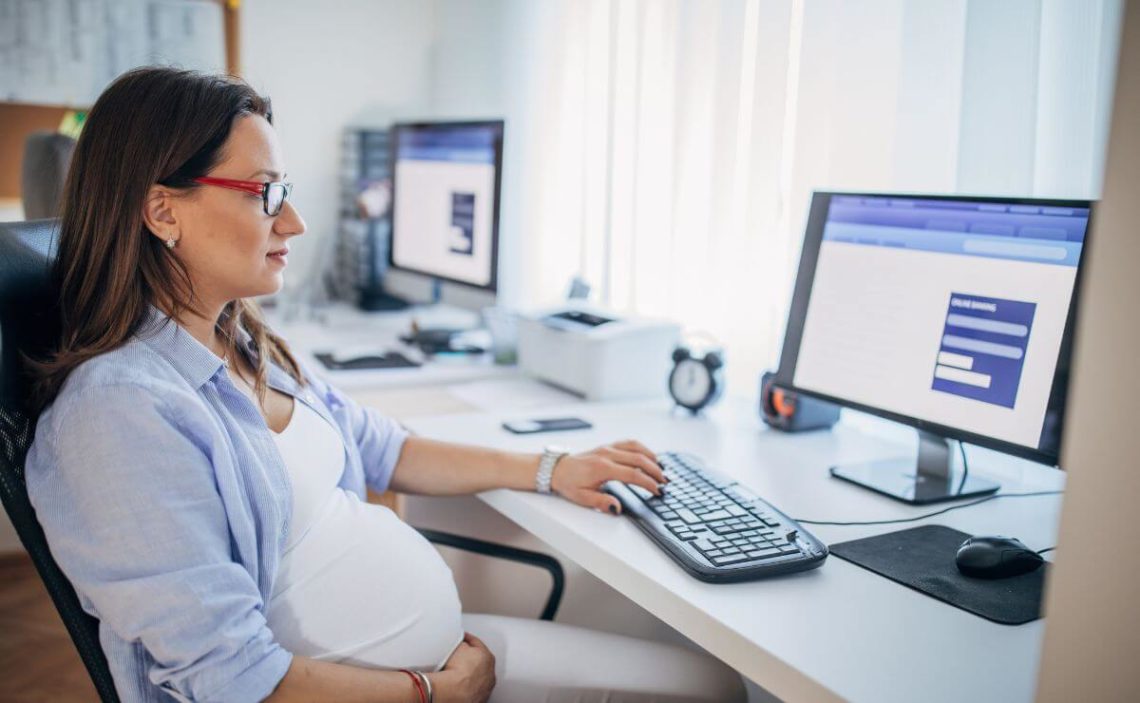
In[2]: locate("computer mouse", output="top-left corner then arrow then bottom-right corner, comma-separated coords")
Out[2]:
955,535 -> 1045,579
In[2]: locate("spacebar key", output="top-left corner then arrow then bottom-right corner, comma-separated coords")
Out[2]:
675,508 -> 702,524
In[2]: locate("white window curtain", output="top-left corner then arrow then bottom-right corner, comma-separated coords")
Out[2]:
494,0 -> 1121,393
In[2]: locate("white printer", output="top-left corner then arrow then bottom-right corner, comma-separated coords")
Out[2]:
517,304 -> 680,400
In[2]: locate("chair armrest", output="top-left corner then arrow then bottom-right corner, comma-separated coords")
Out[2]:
413,526 -> 564,621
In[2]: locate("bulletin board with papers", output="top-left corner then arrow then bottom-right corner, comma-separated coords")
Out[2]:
0,0 -> 238,201
0,0 -> 229,107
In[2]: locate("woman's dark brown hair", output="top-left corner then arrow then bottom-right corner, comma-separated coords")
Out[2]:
27,66 -> 306,414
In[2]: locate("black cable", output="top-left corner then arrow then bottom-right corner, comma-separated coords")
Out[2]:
1036,546 -> 1056,555
956,440 -> 969,494
792,490 -> 1064,526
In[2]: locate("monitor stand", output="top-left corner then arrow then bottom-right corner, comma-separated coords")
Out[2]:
829,430 -> 1000,505
361,277 -> 447,311
359,288 -> 409,311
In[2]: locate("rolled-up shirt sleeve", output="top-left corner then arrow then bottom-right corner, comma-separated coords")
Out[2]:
302,365 -> 409,494
26,383 -> 292,703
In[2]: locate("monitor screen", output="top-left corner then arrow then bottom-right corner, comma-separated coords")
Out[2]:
778,192 -> 1091,463
389,121 -> 503,291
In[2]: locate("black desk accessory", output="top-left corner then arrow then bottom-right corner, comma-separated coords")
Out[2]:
760,371 -> 839,432
955,535 -> 1045,579
315,351 -> 420,371
830,525 -> 1046,625
400,327 -> 486,355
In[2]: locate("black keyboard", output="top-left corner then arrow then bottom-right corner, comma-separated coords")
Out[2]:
603,452 -> 828,582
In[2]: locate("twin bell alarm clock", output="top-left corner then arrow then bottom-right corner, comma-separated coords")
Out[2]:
668,343 -> 724,413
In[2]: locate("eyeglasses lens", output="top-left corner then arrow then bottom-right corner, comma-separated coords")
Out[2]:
265,183 -> 291,216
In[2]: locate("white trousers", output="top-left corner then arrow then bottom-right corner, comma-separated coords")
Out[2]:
461,614 -> 748,703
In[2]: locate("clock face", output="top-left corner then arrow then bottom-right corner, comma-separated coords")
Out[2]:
670,358 -> 713,407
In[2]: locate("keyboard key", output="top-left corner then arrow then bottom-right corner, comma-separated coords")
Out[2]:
751,547 -> 790,559
692,537 -> 717,552
676,508 -> 702,524
629,484 -> 655,501
701,510 -> 732,522
712,554 -> 752,565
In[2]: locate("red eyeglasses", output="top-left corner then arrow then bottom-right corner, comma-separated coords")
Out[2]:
193,176 -> 294,216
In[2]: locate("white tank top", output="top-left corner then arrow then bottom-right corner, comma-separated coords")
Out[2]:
265,401 -> 464,671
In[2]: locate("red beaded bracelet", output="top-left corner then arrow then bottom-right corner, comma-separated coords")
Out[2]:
400,669 -> 427,703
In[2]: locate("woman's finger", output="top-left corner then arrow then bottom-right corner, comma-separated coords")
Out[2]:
613,439 -> 657,463
615,463 -> 662,496
570,487 -> 624,515
464,631 -> 488,649
605,448 -> 667,484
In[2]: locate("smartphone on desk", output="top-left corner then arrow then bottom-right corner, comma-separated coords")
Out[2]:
502,417 -> 593,434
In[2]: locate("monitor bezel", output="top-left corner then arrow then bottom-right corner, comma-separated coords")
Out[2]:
388,119 -> 505,293
774,190 -> 1094,467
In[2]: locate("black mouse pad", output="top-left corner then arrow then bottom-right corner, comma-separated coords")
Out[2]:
829,525 -> 1047,625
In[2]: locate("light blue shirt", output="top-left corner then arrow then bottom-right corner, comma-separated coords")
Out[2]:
25,306 -> 409,702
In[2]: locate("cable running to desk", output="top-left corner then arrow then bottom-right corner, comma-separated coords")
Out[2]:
792,490 -> 1064,527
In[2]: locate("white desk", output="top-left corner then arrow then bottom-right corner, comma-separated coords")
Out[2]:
265,301 -> 516,392
405,396 -> 1065,703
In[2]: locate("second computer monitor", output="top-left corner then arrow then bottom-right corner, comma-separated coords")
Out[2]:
776,192 -> 1092,503
389,120 -> 504,292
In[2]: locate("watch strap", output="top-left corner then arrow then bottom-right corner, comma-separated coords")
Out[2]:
536,447 -> 568,494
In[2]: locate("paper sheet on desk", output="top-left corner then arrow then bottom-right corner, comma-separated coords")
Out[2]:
448,378 -> 581,411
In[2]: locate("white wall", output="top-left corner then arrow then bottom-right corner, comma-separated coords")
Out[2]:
413,0 -> 540,311
240,0 -> 439,295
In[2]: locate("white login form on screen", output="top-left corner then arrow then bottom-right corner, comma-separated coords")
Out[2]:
793,241 -> 1077,449
392,159 -> 495,287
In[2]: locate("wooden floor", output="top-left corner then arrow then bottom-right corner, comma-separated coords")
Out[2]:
0,554 -> 98,702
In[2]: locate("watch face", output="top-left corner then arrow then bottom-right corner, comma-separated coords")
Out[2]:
670,358 -> 712,407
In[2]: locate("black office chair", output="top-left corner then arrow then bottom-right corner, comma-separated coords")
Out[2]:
0,219 -> 121,701
0,218 -> 563,702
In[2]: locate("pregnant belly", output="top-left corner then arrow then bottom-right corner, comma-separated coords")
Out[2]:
267,491 -> 464,671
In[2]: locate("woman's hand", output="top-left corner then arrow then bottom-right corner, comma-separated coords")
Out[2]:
550,439 -> 668,515
431,632 -> 496,703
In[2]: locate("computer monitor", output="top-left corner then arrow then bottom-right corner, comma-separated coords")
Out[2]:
775,192 -> 1092,504
388,120 -> 504,297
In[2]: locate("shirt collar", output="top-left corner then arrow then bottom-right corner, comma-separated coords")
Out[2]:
136,303 -> 298,391
137,304 -> 259,389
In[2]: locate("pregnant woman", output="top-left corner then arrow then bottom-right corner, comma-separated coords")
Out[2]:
23,67 -> 746,703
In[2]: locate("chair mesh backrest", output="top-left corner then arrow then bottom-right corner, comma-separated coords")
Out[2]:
0,219 -> 121,702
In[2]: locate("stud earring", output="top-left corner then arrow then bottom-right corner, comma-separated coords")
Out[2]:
165,236 -> 177,249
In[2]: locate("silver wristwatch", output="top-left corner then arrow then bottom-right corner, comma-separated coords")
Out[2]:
535,445 -> 569,494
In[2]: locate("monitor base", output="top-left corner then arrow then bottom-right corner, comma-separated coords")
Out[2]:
830,462 -> 1000,505
830,431 -> 1000,505
359,289 -> 410,311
